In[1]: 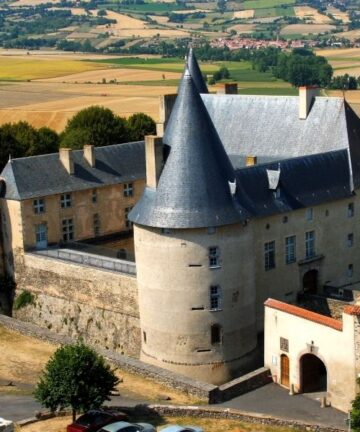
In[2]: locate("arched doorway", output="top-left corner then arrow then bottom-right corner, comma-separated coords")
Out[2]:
303,270 -> 318,294
300,354 -> 327,392
280,354 -> 290,388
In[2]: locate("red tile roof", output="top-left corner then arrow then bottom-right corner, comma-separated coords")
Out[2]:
344,305 -> 360,316
264,298 -> 343,331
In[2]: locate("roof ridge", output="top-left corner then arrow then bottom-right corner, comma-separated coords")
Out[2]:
186,48 -> 208,94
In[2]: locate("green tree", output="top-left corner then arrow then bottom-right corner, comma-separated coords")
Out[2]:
30,127 -> 59,156
34,343 -> 119,422
351,379 -> 360,431
8,121 -> 38,156
0,124 -> 23,170
127,113 -> 156,141
61,106 -> 129,149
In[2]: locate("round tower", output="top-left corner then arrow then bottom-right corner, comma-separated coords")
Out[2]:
129,58 -> 257,384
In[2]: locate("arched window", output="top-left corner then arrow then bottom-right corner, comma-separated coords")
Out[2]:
211,324 -> 222,345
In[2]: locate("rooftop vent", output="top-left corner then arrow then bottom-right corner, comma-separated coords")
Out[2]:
84,144 -> 95,167
267,167 -> 280,190
145,135 -> 163,189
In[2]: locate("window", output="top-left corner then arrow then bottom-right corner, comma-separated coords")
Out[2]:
209,246 -> 220,268
33,198 -> 45,214
305,208 -> 313,221
62,218 -> 74,242
143,331 -> 147,343
348,203 -> 354,218
211,324 -> 222,345
92,189 -> 97,204
348,264 -> 354,278
305,231 -> 315,259
210,285 -> 222,310
208,226 -> 216,234
125,206 -> 133,229
264,241 -> 275,271
123,183 -> 133,198
161,228 -> 171,235
274,188 -> 281,199
93,213 -> 100,237
285,235 -> 296,264
348,233 -> 354,247
35,224 -> 47,244
60,193 -> 72,209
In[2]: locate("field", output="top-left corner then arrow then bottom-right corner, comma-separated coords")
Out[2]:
228,24 -> 256,33
317,48 -> 360,77
233,10 -> 255,18
280,24 -> 335,35
254,6 -> 294,18
294,6 -> 332,24
326,6 -> 349,23
242,0 -> 295,10
336,29 -> 360,41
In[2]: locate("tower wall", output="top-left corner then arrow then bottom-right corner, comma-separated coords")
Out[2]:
134,223 -> 257,384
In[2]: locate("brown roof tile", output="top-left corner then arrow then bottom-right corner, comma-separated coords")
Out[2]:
264,298 -> 343,331
344,305 -> 360,316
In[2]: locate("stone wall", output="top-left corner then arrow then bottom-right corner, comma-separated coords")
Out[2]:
13,252 -> 141,356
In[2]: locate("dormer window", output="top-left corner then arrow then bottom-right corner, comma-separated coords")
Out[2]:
274,188 -> 281,199
123,183 -> 133,198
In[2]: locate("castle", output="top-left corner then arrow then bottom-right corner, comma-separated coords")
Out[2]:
1,50 -> 360,412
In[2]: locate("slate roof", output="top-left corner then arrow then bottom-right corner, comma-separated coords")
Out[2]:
129,69 -> 242,229
201,94 -> 351,161
187,48 -> 208,94
234,149 -> 353,218
1,141 -> 145,200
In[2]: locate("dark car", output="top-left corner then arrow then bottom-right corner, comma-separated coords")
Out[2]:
67,409 -> 128,432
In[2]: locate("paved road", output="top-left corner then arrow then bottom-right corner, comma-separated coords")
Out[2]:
220,383 -> 347,429
0,384 -> 348,429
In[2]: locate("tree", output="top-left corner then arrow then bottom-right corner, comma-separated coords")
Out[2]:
351,379 -> 360,431
127,113 -> 156,141
30,127 -> 59,156
61,106 -> 128,148
34,343 -> 119,422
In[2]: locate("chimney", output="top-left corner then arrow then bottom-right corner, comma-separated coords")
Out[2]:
145,135 -> 163,189
158,94 -> 177,137
84,144 -> 95,167
246,156 -> 257,166
299,86 -> 319,120
59,148 -> 74,175
217,83 -> 238,95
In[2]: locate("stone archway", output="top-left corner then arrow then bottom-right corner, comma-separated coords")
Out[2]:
300,353 -> 327,393
303,269 -> 318,294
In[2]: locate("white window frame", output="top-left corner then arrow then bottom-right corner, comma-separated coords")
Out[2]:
209,246 -> 220,268
209,285 -> 222,311
60,193 -> 72,209
305,231 -> 315,259
285,235 -> 296,264
33,198 -> 45,214
62,218 -> 74,242
264,241 -> 275,271
123,183 -> 134,198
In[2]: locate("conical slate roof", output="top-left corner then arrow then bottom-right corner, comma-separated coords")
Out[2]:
187,48 -> 208,94
129,69 -> 241,229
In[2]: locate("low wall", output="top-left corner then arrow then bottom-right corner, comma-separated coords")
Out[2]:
216,367 -> 272,402
13,252 -> 141,356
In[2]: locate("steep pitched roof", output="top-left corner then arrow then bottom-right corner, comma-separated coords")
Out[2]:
187,48 -> 208,94
129,69 -> 242,229
1,142 -> 145,200
234,149 -> 352,217
201,94 -> 350,162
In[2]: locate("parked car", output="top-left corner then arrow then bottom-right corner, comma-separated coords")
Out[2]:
97,421 -> 156,432
67,410 -> 128,432
159,426 -> 204,432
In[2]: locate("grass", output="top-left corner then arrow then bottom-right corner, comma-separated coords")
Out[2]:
0,59 -> 104,81
255,6 -> 295,17
105,2 -> 184,12
238,86 -> 298,95
243,0 -> 295,10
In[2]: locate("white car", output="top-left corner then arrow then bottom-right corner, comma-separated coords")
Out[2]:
97,421 -> 156,432
160,426 -> 204,432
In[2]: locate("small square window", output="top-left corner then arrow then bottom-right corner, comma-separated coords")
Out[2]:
93,213 -> 100,237
161,228 -> 171,235
92,189 -> 97,204
348,264 -> 354,278
306,208 -> 313,221
348,203 -> 354,218
33,198 -> 45,214
60,193 -> 72,209
210,285 -> 222,310
211,324 -> 222,345
123,183 -> 133,198
209,246 -> 220,268
348,233 -> 354,248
